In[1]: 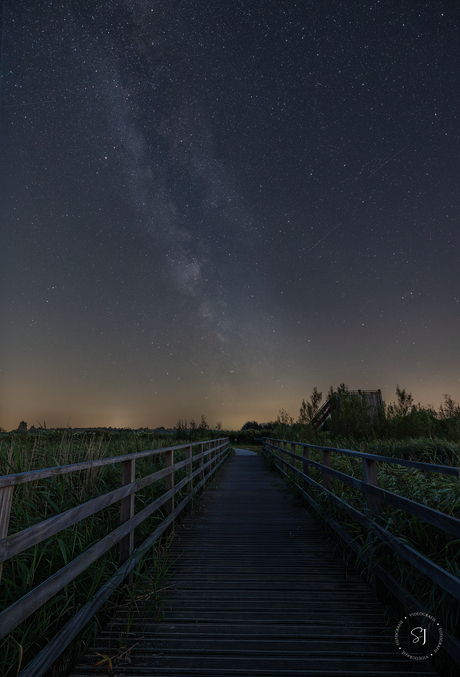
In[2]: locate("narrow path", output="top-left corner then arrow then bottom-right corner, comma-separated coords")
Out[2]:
73,452 -> 438,676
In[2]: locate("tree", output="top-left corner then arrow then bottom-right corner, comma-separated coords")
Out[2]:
298,386 -> 323,424
439,394 -> 460,419
242,421 -> 259,430
199,414 -> 209,436
387,385 -> 414,418
276,409 -> 293,426
175,418 -> 188,439
215,421 -> 223,431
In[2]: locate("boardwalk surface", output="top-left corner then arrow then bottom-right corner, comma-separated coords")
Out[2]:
73,451 -> 439,676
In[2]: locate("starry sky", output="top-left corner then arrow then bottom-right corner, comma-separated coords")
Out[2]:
1,1 -> 459,432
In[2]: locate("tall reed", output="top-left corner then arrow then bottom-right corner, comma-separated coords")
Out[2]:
0,431 -> 191,677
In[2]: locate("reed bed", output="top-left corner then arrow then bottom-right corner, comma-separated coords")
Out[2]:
0,431 -> 194,677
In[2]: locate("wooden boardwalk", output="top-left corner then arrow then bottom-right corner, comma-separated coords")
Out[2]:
72,452 -> 439,676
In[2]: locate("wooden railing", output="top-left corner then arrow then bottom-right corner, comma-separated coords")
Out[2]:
0,437 -> 230,676
262,437 -> 460,666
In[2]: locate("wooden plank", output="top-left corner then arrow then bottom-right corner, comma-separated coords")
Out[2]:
17,504 -> 182,677
0,485 -> 13,583
302,442 -> 459,477
72,454 -> 439,676
285,458 -> 460,596
165,449 -> 174,535
293,478 -> 460,667
302,445 -> 310,493
18,451 -> 230,677
186,445 -> 192,493
264,438 -> 459,478
282,449 -> 460,540
0,438 -> 230,488
0,443 -> 227,565
290,443 -> 296,473
322,449 -> 332,491
120,458 -> 136,568
0,488 -> 175,639
198,443 -> 204,482
362,457 -> 380,517
0,466 -> 174,564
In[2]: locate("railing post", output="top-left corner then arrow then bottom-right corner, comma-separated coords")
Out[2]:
186,445 -> 192,493
165,448 -> 174,534
302,445 -> 310,492
0,485 -> 14,584
206,442 -> 211,473
291,443 -> 296,473
198,442 -> 204,482
283,441 -> 288,470
210,440 -> 215,471
119,459 -> 135,572
363,458 -> 380,518
322,449 -> 332,492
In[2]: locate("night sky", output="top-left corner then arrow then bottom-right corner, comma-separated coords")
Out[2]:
1,1 -> 459,431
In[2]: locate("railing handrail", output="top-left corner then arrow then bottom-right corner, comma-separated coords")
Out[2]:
0,438 -> 229,488
263,437 -> 460,478
262,437 -> 460,666
0,437 -> 230,676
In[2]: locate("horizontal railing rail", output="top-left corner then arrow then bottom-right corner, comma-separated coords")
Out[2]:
262,437 -> 460,667
0,437 -> 230,677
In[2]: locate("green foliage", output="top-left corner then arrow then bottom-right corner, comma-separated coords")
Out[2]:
0,430 -> 214,677
289,385 -> 460,443
298,386 -> 323,424
264,436 -> 460,676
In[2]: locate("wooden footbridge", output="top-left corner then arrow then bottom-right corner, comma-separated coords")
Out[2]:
2,438 -> 458,676
72,450 -> 441,676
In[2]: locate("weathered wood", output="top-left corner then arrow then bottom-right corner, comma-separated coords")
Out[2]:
0,487 -> 176,640
302,445 -> 310,492
277,446 -> 460,540
18,502 -> 182,677
186,445 -> 192,493
262,438 -> 459,478
0,438 -> 230,675
295,476 -> 460,668
0,450 -> 229,643
198,442 -> 204,481
165,448 -> 174,535
291,443 -> 296,473
72,454 -> 440,677
362,457 -> 380,517
265,441 -> 460,607
0,466 -> 174,564
0,485 -> 13,583
0,438 -> 231,488
370,519 -> 460,601
120,459 -> 136,569
315,461 -> 460,539
322,449 -> 332,491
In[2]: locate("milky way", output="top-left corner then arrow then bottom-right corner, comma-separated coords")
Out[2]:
1,1 -> 459,430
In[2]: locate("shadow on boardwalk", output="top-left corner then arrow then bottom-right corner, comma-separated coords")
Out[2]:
72,452 -> 439,676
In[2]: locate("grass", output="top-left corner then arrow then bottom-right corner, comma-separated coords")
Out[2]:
0,430 -> 221,677
264,436 -> 460,677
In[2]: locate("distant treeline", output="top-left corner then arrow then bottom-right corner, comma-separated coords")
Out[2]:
237,385 -> 460,445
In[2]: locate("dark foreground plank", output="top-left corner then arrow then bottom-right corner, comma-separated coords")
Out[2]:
72,453 -> 439,676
